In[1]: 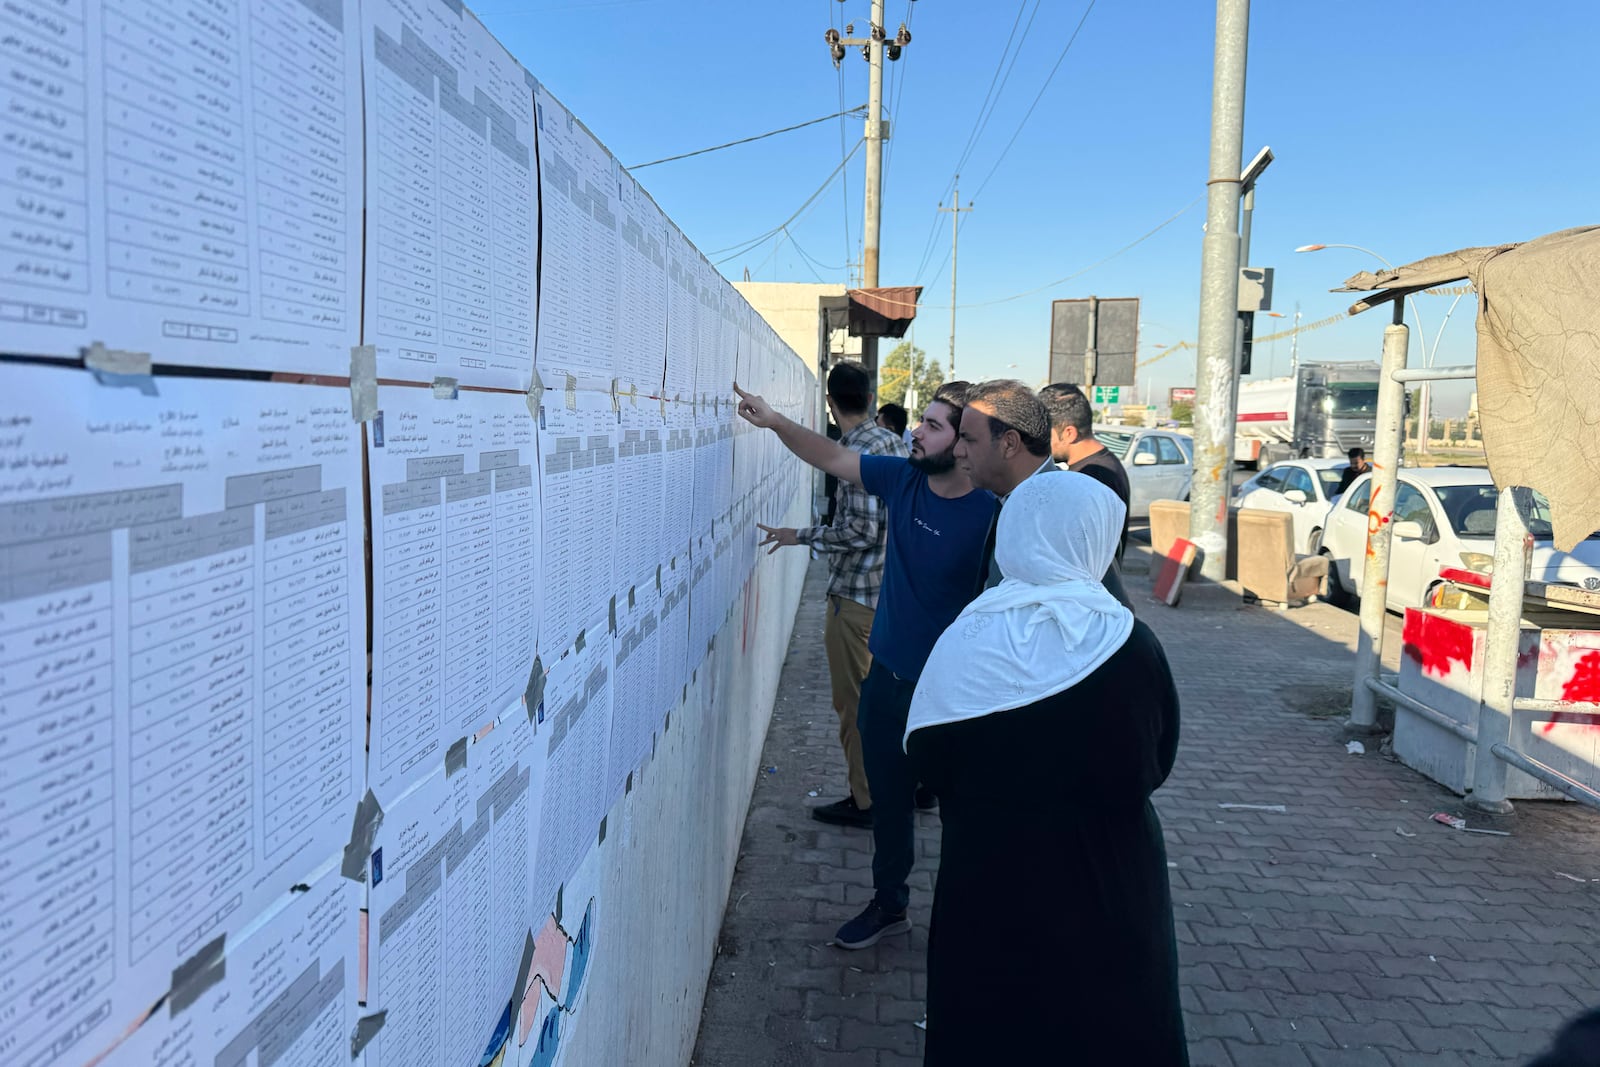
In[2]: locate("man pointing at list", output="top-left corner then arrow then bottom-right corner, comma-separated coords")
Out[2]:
734,380 -> 994,951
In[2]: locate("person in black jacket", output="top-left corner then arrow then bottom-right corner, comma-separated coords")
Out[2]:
1040,382 -> 1131,561
905,472 -> 1186,1065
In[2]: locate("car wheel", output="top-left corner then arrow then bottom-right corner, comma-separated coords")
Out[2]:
1308,527 -> 1322,555
1322,551 -> 1357,610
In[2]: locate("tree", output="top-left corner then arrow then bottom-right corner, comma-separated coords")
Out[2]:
1170,398 -> 1194,425
878,342 -> 945,411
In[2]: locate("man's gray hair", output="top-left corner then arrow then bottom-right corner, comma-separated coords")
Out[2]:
967,379 -> 1051,457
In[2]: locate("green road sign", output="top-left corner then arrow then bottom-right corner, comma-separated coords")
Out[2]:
1092,386 -> 1120,404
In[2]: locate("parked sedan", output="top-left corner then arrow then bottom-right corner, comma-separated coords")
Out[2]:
1095,426 -> 1193,519
1318,466 -> 1600,611
1234,458 -> 1348,555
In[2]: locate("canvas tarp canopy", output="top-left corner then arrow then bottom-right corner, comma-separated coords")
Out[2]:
1335,225 -> 1600,552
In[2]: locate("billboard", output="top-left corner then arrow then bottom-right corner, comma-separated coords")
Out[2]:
1048,296 -> 1139,386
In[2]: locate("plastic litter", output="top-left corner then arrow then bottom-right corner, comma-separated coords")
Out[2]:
1218,802 -> 1287,813
1395,827 -> 1417,838
806,790 -> 819,798
1430,812 -> 1511,836
1554,871 -> 1589,883
1346,740 -> 1366,755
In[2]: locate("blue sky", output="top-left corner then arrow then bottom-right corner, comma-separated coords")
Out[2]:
479,1 -> 1600,415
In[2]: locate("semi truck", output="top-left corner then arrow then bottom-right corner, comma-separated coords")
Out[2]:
1234,360 -> 1381,468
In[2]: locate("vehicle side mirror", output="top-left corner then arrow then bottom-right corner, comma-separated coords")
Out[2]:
1284,489 -> 1308,504
1393,520 -> 1425,541
1132,452 -> 1157,466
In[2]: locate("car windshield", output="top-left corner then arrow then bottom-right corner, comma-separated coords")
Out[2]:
1316,468 -> 1344,499
1098,430 -> 1134,460
1433,483 -> 1569,540
1327,383 -> 1379,417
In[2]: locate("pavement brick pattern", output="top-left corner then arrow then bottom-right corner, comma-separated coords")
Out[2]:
693,553 -> 1600,1066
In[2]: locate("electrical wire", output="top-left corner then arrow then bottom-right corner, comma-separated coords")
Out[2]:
627,106 -> 866,169
952,1 -> 1040,178
970,0 -> 1096,202
709,139 -> 865,266
860,191 -> 1202,312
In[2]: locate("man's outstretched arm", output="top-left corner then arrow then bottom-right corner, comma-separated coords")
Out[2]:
733,383 -> 862,486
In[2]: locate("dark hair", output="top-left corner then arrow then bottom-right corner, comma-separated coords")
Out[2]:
967,379 -> 1051,457
931,380 -> 972,431
826,361 -> 872,416
876,402 -> 908,435
1038,382 -> 1093,437
1348,447 -> 1366,461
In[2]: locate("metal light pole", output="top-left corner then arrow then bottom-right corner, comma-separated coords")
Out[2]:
1188,0 -> 1251,581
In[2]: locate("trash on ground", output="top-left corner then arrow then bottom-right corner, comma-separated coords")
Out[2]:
1395,827 -> 1417,838
914,1018 -> 927,1031
1431,811 -> 1511,836
806,790 -> 819,797
1218,802 -> 1287,813
1346,740 -> 1366,755
1554,871 -> 1589,883
765,766 -> 777,774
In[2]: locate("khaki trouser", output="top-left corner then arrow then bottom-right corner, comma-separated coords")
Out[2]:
823,594 -> 875,808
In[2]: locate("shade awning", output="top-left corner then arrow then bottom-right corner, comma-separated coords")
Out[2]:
1337,226 -> 1600,550
844,286 -> 922,338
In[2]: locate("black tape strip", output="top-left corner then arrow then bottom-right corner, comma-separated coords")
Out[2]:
351,1011 -> 388,1058
170,934 -> 226,1016
525,655 -> 546,722
608,596 -> 616,634
340,788 -> 384,882
445,736 -> 468,778
509,929 -> 537,1026
575,629 -> 586,653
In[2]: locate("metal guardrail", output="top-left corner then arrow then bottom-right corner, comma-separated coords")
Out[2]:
1365,677 -> 1478,743
1490,744 -> 1600,812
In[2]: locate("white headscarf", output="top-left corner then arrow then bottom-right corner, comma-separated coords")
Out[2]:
905,471 -> 1135,746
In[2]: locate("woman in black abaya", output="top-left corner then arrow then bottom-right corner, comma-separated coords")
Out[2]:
905,472 -> 1186,1065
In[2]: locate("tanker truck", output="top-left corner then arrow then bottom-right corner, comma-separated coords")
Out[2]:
1234,360 -> 1380,469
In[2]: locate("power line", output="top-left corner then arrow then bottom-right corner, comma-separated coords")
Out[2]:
971,0 -> 1096,201
710,139 -> 865,265
952,1 -> 1041,178
628,105 -> 865,169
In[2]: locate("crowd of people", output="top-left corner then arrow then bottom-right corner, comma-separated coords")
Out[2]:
736,370 -> 1188,1064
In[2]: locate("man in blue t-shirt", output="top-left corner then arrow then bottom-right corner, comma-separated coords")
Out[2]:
734,379 -> 995,949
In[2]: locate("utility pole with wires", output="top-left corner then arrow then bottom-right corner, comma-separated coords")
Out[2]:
938,177 -> 972,376
825,1 -> 912,288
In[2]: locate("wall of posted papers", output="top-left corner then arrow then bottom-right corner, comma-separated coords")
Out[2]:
0,1 -> 819,1063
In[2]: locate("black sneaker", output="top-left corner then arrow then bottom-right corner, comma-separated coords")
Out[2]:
914,786 -> 938,812
833,901 -> 911,950
811,796 -> 873,828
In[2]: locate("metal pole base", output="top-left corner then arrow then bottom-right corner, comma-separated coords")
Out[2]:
1341,718 -> 1386,738
1465,795 -> 1515,816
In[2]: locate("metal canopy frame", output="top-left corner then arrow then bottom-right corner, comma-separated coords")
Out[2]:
1341,275 -> 1600,814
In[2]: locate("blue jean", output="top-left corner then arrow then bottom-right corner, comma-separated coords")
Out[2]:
858,660 -> 918,914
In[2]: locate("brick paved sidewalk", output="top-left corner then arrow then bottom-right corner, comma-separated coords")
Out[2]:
693,553 -> 1600,1066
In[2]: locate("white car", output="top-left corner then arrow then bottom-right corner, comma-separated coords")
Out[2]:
1234,458 -> 1350,555
1095,426 -> 1193,519
1319,466 -> 1600,611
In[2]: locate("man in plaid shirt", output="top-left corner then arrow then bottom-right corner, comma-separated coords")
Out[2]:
757,362 -> 907,828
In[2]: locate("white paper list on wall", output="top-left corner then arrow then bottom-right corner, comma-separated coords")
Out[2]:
533,84 -> 622,388
0,364 -> 367,1067
365,713 -> 540,1067
365,384 -> 540,802
361,0 -> 539,390
535,387 -> 616,657
0,0 -> 365,368
115,871 -> 359,1067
